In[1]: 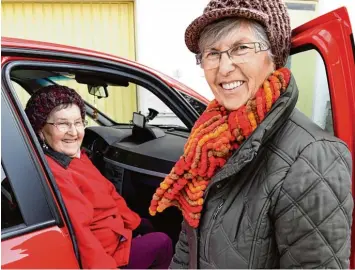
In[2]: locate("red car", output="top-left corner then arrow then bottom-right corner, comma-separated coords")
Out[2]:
1,7 -> 355,268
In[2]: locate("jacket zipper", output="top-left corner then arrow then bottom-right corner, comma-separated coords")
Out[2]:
200,149 -> 255,261
213,200 -> 225,219
204,199 -> 225,260
203,150 -> 256,199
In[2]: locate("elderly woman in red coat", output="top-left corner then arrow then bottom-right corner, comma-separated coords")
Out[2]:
25,85 -> 173,269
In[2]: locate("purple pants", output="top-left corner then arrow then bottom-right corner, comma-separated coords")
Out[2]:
124,232 -> 173,269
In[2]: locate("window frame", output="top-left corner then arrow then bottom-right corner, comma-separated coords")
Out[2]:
2,62 -> 82,265
177,90 -> 208,115
1,89 -> 61,239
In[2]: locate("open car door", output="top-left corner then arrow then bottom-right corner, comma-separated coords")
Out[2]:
290,6 -> 355,267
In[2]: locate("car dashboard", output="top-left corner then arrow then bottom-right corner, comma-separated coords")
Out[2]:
82,124 -> 188,241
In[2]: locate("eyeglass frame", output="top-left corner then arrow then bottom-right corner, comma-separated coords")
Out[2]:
45,119 -> 89,132
195,41 -> 270,69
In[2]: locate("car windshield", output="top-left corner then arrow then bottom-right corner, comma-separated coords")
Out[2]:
47,75 -> 191,129
11,70 -> 205,130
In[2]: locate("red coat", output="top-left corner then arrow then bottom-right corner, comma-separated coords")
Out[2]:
46,150 -> 141,269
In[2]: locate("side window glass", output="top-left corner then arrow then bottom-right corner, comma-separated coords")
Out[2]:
289,50 -> 333,134
11,81 -> 31,108
137,86 -> 187,128
52,78 -> 187,128
10,79 -> 100,127
178,91 -> 207,115
1,165 -> 24,230
9,70 -> 189,129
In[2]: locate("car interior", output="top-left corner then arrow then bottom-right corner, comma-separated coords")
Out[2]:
6,65 -> 207,248
1,165 -> 24,230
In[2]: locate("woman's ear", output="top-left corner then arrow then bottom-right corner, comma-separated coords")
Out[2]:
273,62 -> 277,71
38,130 -> 45,141
38,130 -> 49,150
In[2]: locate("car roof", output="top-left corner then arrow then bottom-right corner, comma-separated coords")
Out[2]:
1,37 -> 209,104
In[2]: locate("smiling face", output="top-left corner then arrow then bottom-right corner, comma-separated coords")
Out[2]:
202,21 -> 275,110
39,104 -> 84,158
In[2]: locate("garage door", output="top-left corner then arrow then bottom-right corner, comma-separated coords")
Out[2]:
2,1 -> 137,123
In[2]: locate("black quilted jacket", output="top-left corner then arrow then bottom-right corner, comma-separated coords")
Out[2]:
170,75 -> 353,269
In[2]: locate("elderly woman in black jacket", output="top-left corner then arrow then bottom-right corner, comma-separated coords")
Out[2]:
149,0 -> 353,268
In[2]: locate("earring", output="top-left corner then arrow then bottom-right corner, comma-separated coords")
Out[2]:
42,140 -> 48,150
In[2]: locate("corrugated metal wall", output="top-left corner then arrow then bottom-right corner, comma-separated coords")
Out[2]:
2,1 -> 137,123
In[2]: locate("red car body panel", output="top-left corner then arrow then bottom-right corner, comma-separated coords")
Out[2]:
1,7 -> 354,268
292,7 -> 355,156
291,7 -> 355,267
1,227 -> 79,268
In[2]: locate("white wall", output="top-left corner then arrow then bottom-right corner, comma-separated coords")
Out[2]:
135,0 -> 212,100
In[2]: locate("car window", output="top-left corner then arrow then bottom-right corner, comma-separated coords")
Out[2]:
137,86 -> 187,127
288,49 -> 333,134
53,78 -> 134,126
50,77 -> 187,128
177,91 -> 207,115
1,164 -> 24,230
12,80 -> 31,108
10,79 -> 101,128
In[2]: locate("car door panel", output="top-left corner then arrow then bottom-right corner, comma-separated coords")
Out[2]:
1,86 -> 80,269
2,227 -> 79,269
291,7 -> 355,150
291,6 -> 355,267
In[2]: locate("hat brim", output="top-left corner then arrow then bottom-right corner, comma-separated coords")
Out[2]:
185,7 -> 269,54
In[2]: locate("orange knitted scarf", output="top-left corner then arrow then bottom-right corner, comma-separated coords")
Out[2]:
149,67 -> 291,228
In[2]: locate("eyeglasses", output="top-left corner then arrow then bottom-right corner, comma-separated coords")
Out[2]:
196,42 -> 270,70
46,120 -> 88,133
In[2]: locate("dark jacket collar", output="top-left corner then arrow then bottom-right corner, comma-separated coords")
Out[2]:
210,74 -> 299,184
44,146 -> 73,169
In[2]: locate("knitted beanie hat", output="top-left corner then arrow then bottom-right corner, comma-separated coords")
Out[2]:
25,85 -> 86,132
185,0 -> 291,68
